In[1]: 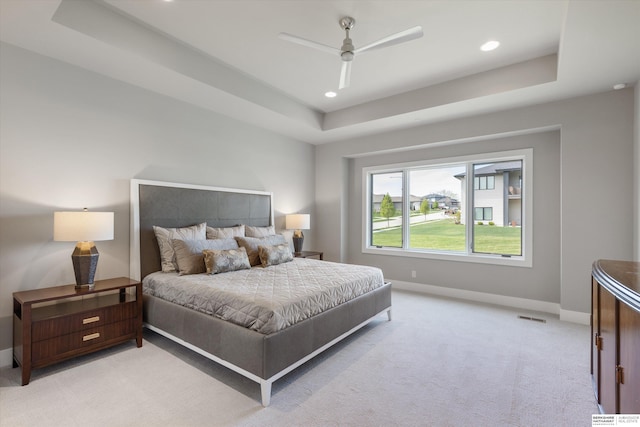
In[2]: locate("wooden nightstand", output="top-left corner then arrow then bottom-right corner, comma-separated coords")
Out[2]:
13,277 -> 142,385
294,250 -> 324,260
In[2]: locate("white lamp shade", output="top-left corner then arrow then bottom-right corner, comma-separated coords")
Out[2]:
286,214 -> 310,230
54,211 -> 114,242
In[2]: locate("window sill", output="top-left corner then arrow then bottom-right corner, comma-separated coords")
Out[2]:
362,246 -> 532,268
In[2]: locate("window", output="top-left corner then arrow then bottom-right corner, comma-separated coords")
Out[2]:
474,175 -> 495,190
472,160 -> 522,256
370,172 -> 403,248
363,149 -> 532,267
407,165 -> 465,252
474,207 -> 492,221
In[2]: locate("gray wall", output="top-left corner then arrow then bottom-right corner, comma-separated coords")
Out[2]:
0,43 -> 316,352
316,89 -> 636,315
349,131 -> 560,304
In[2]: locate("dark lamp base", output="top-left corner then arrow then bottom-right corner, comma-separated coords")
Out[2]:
293,233 -> 304,253
71,242 -> 99,288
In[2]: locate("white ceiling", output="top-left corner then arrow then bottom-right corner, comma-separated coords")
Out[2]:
1,0 -> 639,144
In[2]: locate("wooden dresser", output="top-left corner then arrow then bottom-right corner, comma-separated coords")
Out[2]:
13,277 -> 142,385
591,259 -> 640,414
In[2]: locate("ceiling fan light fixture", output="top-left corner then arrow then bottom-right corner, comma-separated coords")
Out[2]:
341,51 -> 354,61
481,40 -> 500,52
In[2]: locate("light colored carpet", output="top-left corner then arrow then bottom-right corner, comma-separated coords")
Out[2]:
0,290 -> 598,426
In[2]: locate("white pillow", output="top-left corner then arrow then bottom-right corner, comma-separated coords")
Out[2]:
153,223 -> 206,272
245,225 -> 275,237
206,224 -> 245,239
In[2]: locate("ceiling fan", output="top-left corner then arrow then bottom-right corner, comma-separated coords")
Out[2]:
279,17 -> 423,89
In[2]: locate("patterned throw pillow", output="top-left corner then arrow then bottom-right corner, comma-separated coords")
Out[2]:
153,223 -> 206,272
206,225 -> 245,239
203,247 -> 251,274
235,235 -> 286,266
258,243 -> 293,267
172,238 -> 239,275
244,225 -> 275,237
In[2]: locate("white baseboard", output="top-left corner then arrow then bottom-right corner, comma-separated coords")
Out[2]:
0,347 -> 13,368
390,279 -> 590,325
559,309 -> 591,325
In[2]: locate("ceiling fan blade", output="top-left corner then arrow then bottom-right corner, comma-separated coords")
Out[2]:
354,26 -> 423,54
339,61 -> 352,89
278,32 -> 340,55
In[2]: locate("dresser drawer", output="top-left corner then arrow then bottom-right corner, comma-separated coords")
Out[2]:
32,319 -> 137,366
32,301 -> 138,342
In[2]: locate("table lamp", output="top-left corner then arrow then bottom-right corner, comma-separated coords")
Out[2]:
54,209 -> 114,288
286,214 -> 310,253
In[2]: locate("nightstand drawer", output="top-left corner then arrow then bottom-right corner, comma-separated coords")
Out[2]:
32,319 -> 137,365
32,301 -> 138,342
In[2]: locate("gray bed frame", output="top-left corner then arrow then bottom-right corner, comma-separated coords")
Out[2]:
129,179 -> 392,406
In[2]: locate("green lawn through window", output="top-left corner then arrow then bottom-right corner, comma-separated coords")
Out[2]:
372,218 -> 521,255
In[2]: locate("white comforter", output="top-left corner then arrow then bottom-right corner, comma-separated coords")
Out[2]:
143,258 -> 385,334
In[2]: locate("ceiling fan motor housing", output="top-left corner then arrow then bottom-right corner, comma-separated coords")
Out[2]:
341,38 -> 354,61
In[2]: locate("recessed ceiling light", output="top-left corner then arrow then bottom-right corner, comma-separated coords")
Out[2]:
480,40 -> 500,52
325,91 -> 337,98
613,83 -> 627,90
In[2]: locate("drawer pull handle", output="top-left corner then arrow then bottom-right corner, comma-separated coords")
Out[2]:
83,332 -> 100,342
82,316 -> 100,325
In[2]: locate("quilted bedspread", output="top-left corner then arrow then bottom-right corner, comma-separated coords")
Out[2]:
143,258 -> 385,334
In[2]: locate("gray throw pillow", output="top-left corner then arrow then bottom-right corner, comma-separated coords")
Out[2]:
203,247 -> 251,274
258,243 -> 293,267
172,238 -> 239,275
235,235 -> 286,266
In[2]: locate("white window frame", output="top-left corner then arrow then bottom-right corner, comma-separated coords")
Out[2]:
362,149 -> 533,268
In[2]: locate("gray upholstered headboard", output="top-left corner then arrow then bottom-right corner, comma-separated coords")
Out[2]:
130,179 -> 273,280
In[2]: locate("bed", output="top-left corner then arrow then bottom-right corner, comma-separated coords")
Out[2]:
129,179 -> 392,406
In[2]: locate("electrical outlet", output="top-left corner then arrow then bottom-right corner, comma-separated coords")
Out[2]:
411,270 -> 416,278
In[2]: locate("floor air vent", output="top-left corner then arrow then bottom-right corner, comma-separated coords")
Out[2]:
518,315 -> 546,323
